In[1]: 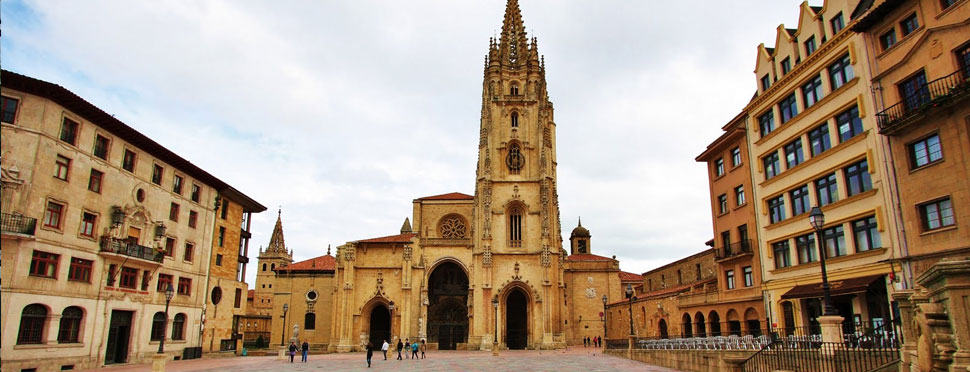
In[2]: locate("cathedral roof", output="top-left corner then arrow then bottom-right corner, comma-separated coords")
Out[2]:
565,253 -> 613,262
415,192 -> 474,201
275,254 -> 335,273
570,217 -> 590,238
264,209 -> 289,255
619,271 -> 644,282
356,232 -> 417,244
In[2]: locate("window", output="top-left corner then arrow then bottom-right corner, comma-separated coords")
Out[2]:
234,288 -> 242,308
942,0 -> 958,9
899,71 -> 930,110
93,135 -> 110,160
188,210 -> 198,228
780,93 -> 798,123
900,13 -> 919,36
761,74 -> 771,91
506,142 -> 524,174
58,306 -> 83,343
150,312 -> 166,341
119,267 -> 138,289
714,158 -> 724,177
173,175 -> 183,194
30,250 -> 59,278
763,152 -> 780,180
784,138 -> 804,169
184,243 -> 194,262
768,195 -> 786,224
177,277 -> 192,295
815,173 -> 839,206
802,75 -> 823,108
55,155 -> 71,180
141,270 -> 151,291
169,203 -> 179,222
731,147 -> 741,166
822,226 -> 846,258
43,201 -> 65,229
808,123 -> 831,156
790,185 -> 810,216
853,216 -> 881,252
958,44 -> 970,77
920,197 -> 955,231
508,206 -> 523,247
60,118 -> 79,145
780,57 -> 792,75
909,134 -> 942,168
191,184 -> 201,202
844,159 -> 872,196
17,304 -> 47,344
122,149 -> 136,172
216,254 -> 223,266
718,194 -> 728,214
804,36 -> 817,56
511,112 -> 518,127
68,258 -> 93,282
107,264 -> 117,287
725,270 -> 736,289
735,185 -> 746,206
743,266 -> 753,287
218,227 -> 226,247
151,164 -> 163,185
157,274 -> 173,292
172,313 -> 186,340
80,212 -> 97,238
165,238 -> 175,257
1,95 -> 19,123
880,29 -> 897,50
510,84 -> 519,95
220,198 -> 228,219
88,169 -> 103,193
831,12 -> 845,34
828,54 -> 854,90
738,224 -> 749,243
773,241 -> 791,269
759,110 -> 775,137
721,231 -> 731,252
836,106 -> 864,142
305,313 -> 316,330
796,233 -> 818,264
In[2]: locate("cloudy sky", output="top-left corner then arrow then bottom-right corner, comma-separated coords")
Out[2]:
2,0 -> 808,284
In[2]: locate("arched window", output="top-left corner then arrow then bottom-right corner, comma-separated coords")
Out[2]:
271,263 -> 275,271
150,312 -> 166,341
694,312 -> 706,337
658,319 -> 669,339
641,306 -> 647,328
305,312 -> 316,330
506,142 -> 524,174
509,205 -> 523,247
262,263 -> 267,271
708,311 -> 721,336
511,112 -> 519,127
171,313 -> 186,340
58,306 -> 83,343
510,83 -> 519,95
681,313 -> 693,338
18,304 -> 47,344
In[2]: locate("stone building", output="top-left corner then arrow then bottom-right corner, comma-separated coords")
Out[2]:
0,69 -> 262,371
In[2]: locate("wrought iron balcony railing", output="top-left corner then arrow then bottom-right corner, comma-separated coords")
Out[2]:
100,237 -> 164,263
1,213 -> 37,236
716,240 -> 753,260
877,69 -> 970,134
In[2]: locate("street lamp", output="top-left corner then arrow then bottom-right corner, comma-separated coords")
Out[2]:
625,284 -> 637,337
280,303 -> 289,346
158,283 -> 175,354
810,207 -> 838,316
601,294 -> 608,342
492,296 -> 499,356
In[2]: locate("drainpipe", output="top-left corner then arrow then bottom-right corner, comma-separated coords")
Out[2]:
199,194 -> 219,353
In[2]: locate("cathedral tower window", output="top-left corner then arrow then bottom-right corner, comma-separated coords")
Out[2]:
510,83 -> 520,96
439,215 -> 467,239
511,112 -> 519,127
509,205 -> 523,247
506,142 -> 524,174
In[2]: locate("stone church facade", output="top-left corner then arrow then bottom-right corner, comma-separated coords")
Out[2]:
252,0 -> 634,352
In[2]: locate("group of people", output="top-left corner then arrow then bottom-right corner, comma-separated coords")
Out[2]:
287,340 -> 310,363
583,336 -> 603,348
366,338 -> 425,367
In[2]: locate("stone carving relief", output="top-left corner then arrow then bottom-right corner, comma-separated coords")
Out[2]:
375,271 -> 385,296
513,262 -> 522,280
483,245 -> 492,267
585,287 -> 597,299
541,245 -> 550,267
403,245 -> 412,261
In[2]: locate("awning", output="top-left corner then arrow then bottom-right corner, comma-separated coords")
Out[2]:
780,274 -> 885,300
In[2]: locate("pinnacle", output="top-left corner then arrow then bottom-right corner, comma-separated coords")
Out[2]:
266,209 -> 287,255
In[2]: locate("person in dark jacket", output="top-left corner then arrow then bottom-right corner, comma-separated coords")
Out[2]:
288,341 -> 297,363
404,339 -> 411,359
396,339 -> 404,360
301,340 -> 309,362
366,342 -> 373,368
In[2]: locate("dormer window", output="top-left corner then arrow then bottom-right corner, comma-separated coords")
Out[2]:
511,112 -> 519,127
804,36 -> 817,56
760,74 -> 771,91
780,57 -> 792,75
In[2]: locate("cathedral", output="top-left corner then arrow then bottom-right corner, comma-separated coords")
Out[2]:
249,0 -> 640,352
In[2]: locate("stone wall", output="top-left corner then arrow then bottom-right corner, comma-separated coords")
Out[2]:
604,349 -> 752,372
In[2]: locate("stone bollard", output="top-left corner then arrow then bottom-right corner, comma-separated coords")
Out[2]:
151,353 -> 168,372
818,315 -> 844,356
721,355 -> 747,372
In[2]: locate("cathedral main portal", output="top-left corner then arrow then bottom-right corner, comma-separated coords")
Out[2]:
505,289 -> 529,349
428,262 -> 468,350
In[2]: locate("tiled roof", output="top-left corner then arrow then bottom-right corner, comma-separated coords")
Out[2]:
565,253 -> 614,262
357,233 -> 417,244
415,192 -> 474,201
275,255 -> 336,272
619,271 -> 643,282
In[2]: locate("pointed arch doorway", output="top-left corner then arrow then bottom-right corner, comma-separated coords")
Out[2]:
368,304 -> 390,348
505,288 -> 528,349
428,261 -> 468,350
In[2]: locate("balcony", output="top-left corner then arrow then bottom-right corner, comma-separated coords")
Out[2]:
715,240 -> 753,262
1,213 -> 37,236
100,236 -> 164,263
678,290 -> 719,307
877,69 -> 970,135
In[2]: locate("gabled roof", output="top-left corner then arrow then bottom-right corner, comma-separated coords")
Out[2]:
619,271 -> 643,282
415,192 -> 474,201
356,232 -> 417,244
566,253 -> 614,262
275,255 -> 336,273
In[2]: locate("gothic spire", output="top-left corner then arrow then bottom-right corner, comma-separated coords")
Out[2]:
266,209 -> 286,254
498,0 -> 530,66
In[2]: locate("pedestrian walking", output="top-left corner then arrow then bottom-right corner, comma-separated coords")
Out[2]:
404,339 -> 411,359
381,339 -> 389,360
584,336 -> 588,347
366,342 -> 373,368
411,340 -> 419,359
420,339 -> 426,359
396,339 -> 404,360
301,340 -> 309,362
288,341 -> 297,363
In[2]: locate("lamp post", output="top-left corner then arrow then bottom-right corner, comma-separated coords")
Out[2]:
601,294 -> 608,342
625,284 -> 637,337
280,303 -> 289,346
809,207 -> 838,316
492,296 -> 499,356
158,283 -> 175,354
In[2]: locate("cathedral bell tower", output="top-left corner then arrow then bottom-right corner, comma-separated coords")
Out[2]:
253,209 -> 293,316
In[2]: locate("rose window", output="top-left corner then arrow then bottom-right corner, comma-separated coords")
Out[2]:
439,216 -> 467,239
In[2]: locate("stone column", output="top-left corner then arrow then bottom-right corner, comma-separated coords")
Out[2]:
915,258 -> 970,372
892,290 -> 917,371
817,315 -> 844,355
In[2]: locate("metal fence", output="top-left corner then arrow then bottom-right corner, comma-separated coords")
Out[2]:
741,321 -> 901,372
877,69 -> 970,133
1,213 -> 37,235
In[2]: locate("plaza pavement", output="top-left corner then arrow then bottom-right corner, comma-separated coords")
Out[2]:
82,346 -> 681,372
